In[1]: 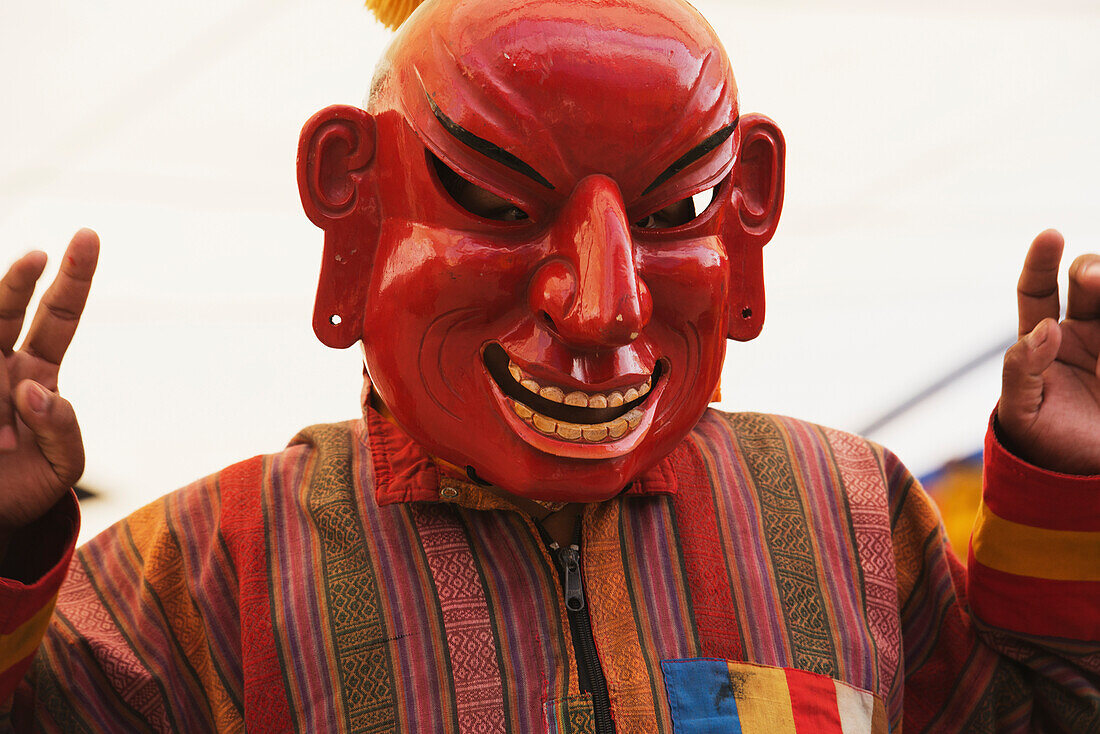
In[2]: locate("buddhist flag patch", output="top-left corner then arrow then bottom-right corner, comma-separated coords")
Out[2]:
660,659 -> 887,734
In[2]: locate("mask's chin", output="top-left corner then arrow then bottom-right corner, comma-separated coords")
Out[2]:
481,343 -> 668,460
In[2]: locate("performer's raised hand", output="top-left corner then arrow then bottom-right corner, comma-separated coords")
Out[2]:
0,229 -> 98,537
1000,228 -> 1100,474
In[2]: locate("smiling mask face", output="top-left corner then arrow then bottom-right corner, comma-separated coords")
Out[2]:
297,0 -> 785,501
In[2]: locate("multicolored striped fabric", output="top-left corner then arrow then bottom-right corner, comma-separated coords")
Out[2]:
661,659 -> 887,733
2,408 -> 1098,732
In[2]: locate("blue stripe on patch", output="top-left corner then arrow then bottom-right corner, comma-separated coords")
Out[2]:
661,659 -> 743,734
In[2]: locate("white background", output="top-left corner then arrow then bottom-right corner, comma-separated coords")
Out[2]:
1,0 -> 1097,542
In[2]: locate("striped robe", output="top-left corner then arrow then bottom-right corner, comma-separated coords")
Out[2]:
1,408 -> 1097,732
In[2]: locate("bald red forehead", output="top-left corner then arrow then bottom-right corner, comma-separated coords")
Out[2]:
373,0 -> 738,201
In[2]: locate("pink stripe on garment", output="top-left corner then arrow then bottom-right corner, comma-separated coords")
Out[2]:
412,504 -> 507,733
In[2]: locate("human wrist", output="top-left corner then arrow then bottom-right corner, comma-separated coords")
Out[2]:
0,493 -> 80,584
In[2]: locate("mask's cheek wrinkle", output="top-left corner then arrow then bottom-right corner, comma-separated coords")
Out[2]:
633,239 -> 725,439
417,306 -> 483,421
677,320 -> 702,427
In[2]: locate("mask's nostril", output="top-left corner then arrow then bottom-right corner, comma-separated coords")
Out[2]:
540,311 -> 556,330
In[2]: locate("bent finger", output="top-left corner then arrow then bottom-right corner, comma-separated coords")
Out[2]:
0,359 -> 13,451
22,229 -> 99,367
0,250 -> 48,355
13,379 -> 85,488
1000,318 -> 1062,435
1066,253 -> 1100,321
1017,229 -> 1064,338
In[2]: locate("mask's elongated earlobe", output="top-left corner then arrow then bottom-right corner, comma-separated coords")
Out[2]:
297,105 -> 378,348
724,113 -> 785,342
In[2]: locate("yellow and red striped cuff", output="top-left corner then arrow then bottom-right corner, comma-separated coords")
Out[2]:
969,417 -> 1100,640
0,492 -> 79,699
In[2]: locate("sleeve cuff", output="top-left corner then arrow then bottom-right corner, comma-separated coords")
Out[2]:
985,411 -> 1100,531
0,491 -> 79,633
968,412 -> 1100,640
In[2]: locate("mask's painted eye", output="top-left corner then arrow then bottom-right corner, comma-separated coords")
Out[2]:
429,151 -> 529,222
635,184 -> 719,230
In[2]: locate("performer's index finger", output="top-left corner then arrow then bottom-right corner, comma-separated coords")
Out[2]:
0,250 -> 48,355
23,229 -> 100,367
1017,229 -> 1064,338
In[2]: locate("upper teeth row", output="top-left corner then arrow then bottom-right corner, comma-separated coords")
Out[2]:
507,361 -> 652,408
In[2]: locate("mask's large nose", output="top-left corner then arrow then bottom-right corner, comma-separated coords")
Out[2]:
529,175 -> 653,349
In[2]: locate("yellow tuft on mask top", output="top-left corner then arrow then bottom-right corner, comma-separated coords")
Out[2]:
365,0 -> 429,29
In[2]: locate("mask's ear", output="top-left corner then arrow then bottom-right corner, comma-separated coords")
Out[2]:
723,113 -> 785,342
297,104 -> 378,348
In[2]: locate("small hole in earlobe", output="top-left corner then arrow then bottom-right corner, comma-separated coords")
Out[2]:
741,308 -> 752,319
330,314 -> 342,325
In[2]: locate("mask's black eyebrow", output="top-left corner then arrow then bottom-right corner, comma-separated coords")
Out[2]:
642,120 -> 738,196
426,93 -> 554,190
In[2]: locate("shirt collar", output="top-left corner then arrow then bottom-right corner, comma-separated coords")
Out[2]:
357,403 -> 679,510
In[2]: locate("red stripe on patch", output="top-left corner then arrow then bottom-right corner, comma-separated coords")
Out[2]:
667,439 -> 744,661
785,668 -> 843,734
968,553 -> 1100,640
221,457 -> 294,732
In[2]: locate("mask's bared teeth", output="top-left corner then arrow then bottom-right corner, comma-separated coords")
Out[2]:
624,387 -> 639,403
508,362 -> 523,383
532,413 -> 556,434
639,379 -> 651,396
509,399 -> 648,443
582,424 -> 609,442
556,422 -> 583,440
539,386 -> 565,403
608,417 -> 629,438
589,394 -> 608,409
521,378 -> 540,394
564,391 -> 587,407
607,392 -> 624,408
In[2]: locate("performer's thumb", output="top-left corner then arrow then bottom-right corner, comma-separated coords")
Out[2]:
14,379 -> 85,489
999,317 -> 1061,432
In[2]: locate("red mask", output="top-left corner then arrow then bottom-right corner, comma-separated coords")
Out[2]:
297,0 -> 784,501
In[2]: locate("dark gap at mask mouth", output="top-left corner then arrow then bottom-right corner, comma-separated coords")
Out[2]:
483,343 -> 661,425
466,465 -> 492,485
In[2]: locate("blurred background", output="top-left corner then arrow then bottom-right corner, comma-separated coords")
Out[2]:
1,0 -> 1097,548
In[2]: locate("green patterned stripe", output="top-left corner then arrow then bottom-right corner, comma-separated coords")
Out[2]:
562,694 -> 597,734
729,413 -> 839,676
302,424 -> 397,733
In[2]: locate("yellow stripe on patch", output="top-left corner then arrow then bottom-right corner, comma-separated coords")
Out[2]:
727,662 -> 797,733
0,595 -> 57,671
972,502 -> 1100,581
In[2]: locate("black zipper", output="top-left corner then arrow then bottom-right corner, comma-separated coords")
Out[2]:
543,521 -> 616,734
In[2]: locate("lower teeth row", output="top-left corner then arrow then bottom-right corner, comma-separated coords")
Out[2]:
511,400 -> 644,442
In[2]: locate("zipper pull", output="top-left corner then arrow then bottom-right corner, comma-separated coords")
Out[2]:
558,545 -> 585,612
